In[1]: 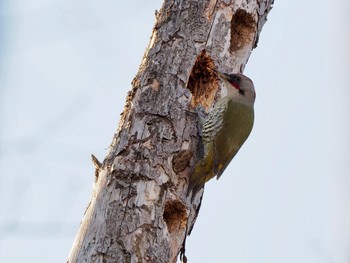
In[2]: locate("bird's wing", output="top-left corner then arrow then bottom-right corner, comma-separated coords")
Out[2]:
215,100 -> 254,179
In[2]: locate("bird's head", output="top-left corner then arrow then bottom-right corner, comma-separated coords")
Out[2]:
214,69 -> 256,105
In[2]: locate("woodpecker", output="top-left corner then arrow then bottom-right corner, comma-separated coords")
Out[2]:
188,69 -> 255,195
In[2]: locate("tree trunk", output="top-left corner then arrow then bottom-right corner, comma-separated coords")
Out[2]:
67,0 -> 274,262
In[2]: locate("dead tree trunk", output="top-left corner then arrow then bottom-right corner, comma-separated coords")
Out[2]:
68,1 -> 273,262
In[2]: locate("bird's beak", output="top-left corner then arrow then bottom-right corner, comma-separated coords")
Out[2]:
212,68 -> 230,81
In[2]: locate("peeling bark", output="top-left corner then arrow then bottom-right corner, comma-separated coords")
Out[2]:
67,0 -> 274,262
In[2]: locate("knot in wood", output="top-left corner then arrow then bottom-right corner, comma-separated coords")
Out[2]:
172,149 -> 193,174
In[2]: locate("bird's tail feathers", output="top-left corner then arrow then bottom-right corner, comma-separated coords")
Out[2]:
187,159 -> 213,197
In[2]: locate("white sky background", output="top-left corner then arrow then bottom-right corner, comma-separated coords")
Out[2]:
0,0 -> 349,262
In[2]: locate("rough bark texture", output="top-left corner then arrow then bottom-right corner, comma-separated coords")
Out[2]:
68,0 -> 274,262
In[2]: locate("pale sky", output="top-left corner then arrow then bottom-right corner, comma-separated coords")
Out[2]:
0,1 -> 349,262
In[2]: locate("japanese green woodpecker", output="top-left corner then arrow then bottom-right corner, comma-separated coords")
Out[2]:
188,70 -> 255,195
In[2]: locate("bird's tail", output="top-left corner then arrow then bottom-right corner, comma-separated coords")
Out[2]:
187,157 -> 214,196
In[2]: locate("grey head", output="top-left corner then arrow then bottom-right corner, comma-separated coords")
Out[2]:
214,69 -> 256,105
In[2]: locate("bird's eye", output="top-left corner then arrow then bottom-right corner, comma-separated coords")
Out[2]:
236,76 -> 241,82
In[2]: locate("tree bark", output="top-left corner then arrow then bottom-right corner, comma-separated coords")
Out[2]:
68,0 -> 274,262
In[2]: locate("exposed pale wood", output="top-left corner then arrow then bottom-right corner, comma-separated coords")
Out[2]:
68,0 -> 274,262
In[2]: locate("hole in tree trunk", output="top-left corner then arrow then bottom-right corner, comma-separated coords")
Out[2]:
163,200 -> 187,234
187,50 -> 218,111
230,9 -> 256,53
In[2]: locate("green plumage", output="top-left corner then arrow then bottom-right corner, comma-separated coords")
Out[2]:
188,97 -> 254,195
